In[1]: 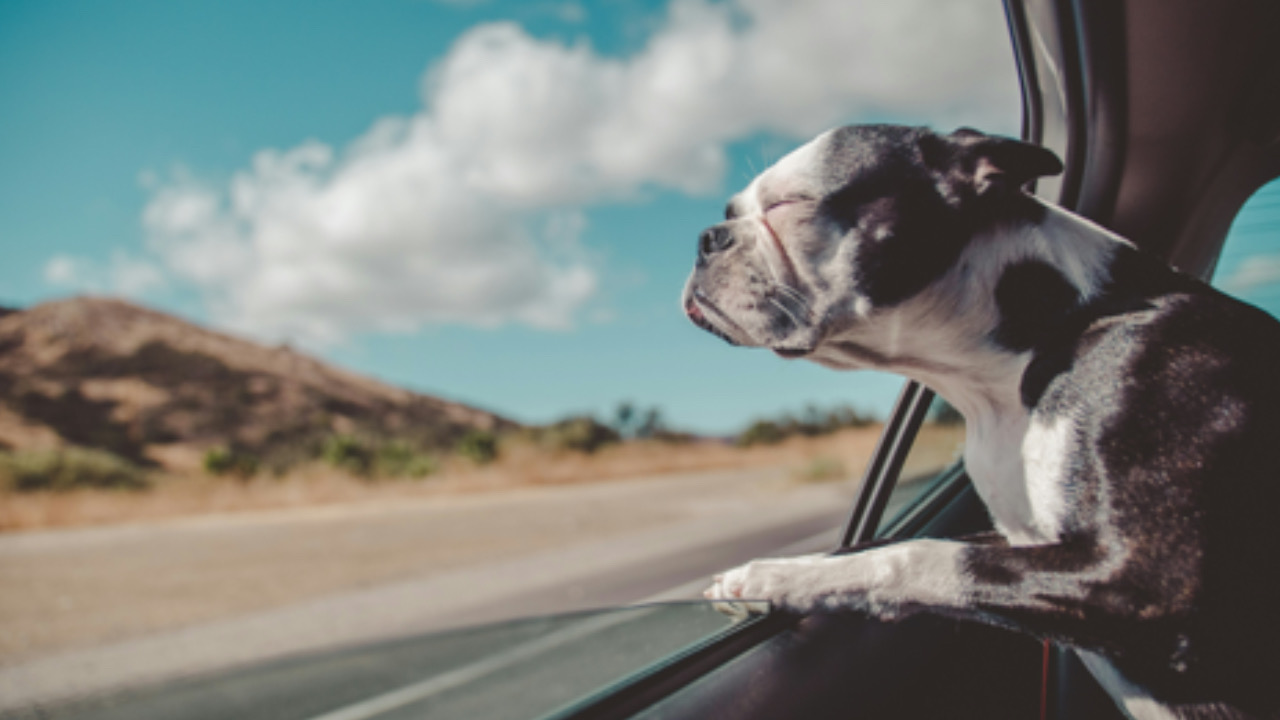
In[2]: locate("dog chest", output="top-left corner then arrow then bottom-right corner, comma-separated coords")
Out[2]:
965,412 -> 1072,546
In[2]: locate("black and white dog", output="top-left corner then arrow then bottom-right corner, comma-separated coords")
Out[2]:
684,125 -> 1280,719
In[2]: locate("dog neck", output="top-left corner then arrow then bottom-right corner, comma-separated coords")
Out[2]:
813,198 -> 1131,543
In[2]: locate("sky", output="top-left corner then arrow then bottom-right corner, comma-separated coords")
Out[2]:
2,0 -> 1278,435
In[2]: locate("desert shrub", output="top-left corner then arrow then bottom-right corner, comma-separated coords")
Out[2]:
611,403 -> 669,440
633,407 -> 666,439
376,441 -> 438,479
401,454 -> 439,478
612,402 -> 637,436
792,456 -> 848,484
0,447 -> 148,492
322,434 -> 375,475
202,447 -> 234,474
537,416 -> 620,454
737,404 -> 879,447
737,420 -> 786,447
645,429 -> 697,444
202,447 -> 259,478
819,405 -> 878,430
259,445 -> 313,477
457,430 -> 499,464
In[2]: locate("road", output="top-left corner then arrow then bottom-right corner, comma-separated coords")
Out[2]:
0,467 -> 857,718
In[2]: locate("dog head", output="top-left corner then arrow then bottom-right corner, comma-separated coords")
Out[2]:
682,125 -> 1062,364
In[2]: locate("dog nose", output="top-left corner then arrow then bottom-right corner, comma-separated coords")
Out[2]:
698,226 -> 734,258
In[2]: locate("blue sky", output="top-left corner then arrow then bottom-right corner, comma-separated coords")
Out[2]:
3,0 -> 1278,435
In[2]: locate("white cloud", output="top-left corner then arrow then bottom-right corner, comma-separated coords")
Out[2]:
44,252 -> 167,297
109,252 -> 167,296
1220,254 -> 1280,294
130,0 -> 1017,345
44,255 -> 88,287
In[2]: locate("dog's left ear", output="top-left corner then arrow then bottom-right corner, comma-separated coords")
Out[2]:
921,127 -> 1063,198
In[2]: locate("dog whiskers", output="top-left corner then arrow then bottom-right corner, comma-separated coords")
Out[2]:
772,284 -> 808,305
768,285 -> 812,322
765,297 -> 801,328
765,288 -> 810,329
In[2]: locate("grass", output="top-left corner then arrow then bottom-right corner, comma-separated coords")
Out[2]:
0,425 -> 884,532
0,448 -> 149,492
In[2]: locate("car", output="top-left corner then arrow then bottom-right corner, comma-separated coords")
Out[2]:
21,1 -> 1279,718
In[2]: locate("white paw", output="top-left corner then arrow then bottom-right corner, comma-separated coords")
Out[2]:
704,564 -> 772,619
704,563 -> 754,600
703,557 -> 828,614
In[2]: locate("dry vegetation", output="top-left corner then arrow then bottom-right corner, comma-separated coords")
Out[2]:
0,426 -> 885,532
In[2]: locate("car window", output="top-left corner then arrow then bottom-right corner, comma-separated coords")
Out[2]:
873,393 -> 966,537
25,601 -> 766,720
1211,178 -> 1280,318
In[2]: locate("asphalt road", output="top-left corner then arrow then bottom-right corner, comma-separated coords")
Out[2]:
0,469 -> 854,719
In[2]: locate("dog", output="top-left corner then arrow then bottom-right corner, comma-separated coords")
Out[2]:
684,125 -> 1280,719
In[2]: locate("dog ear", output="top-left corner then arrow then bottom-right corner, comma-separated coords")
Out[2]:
922,128 -> 1063,197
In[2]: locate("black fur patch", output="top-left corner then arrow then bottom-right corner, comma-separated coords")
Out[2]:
819,125 -> 1055,309
848,187 -> 971,308
807,127 -> 963,308
964,533 -> 1102,587
991,261 -> 1081,351
1017,247 -> 1201,407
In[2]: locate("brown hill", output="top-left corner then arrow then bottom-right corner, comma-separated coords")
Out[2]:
0,297 -> 515,470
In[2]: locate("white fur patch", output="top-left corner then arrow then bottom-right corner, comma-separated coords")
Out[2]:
1021,415 -> 1074,543
856,539 -> 968,613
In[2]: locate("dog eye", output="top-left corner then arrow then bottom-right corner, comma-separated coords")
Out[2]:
763,198 -> 808,214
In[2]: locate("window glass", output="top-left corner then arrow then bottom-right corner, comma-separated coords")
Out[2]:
28,602 -> 765,720
1212,178 -> 1280,319
875,393 -> 966,535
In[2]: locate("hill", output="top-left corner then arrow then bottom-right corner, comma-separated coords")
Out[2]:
0,297 -> 514,471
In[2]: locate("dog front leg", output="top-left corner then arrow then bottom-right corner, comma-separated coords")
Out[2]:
705,539 -> 972,619
706,536 -> 1135,638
